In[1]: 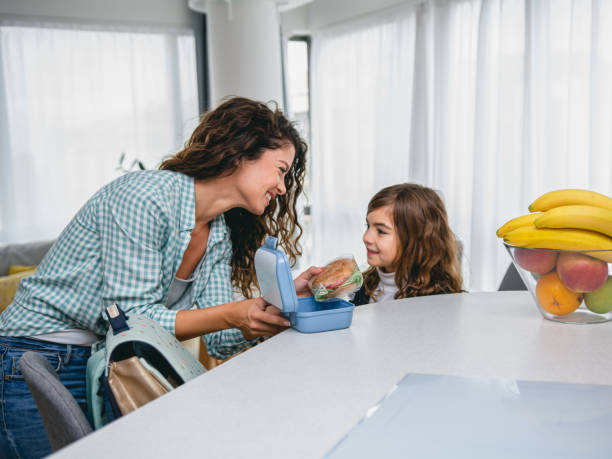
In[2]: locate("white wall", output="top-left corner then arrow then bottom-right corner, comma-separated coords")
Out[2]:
0,0 -> 195,28
281,0 -> 418,35
204,0 -> 284,108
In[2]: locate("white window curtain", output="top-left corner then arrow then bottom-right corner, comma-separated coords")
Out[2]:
0,20 -> 200,244
310,0 -> 612,291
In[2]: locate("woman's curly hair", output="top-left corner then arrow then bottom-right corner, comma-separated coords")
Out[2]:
363,183 -> 464,300
160,97 -> 307,298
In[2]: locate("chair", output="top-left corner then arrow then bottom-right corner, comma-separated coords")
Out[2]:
19,351 -> 92,452
498,263 -> 527,291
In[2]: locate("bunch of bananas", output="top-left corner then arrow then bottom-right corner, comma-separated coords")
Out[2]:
496,189 -> 612,262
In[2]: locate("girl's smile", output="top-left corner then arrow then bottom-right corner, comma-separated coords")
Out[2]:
363,205 -> 399,272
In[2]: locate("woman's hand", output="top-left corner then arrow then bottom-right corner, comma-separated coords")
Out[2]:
231,297 -> 290,340
294,266 -> 324,297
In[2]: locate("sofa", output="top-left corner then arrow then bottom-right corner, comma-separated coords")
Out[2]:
0,239 -> 55,276
0,239 -> 55,312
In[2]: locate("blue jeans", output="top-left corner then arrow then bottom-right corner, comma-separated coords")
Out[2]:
0,336 -> 91,459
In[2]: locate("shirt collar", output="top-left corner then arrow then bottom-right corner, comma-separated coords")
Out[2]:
208,213 -> 229,246
179,173 -> 196,232
376,267 -> 396,284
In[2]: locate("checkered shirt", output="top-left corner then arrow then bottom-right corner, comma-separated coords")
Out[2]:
0,170 -> 254,359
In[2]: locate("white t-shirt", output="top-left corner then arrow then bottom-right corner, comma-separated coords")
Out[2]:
370,268 -> 399,304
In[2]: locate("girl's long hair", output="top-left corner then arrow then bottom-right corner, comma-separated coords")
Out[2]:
363,184 -> 464,300
160,97 -> 307,298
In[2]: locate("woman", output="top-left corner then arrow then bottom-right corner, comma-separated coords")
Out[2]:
0,97 -> 318,458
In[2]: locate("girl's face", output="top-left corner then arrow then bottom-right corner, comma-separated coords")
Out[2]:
363,205 -> 400,272
234,143 -> 295,215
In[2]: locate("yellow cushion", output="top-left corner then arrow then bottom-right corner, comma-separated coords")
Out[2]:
0,268 -> 37,313
8,265 -> 37,275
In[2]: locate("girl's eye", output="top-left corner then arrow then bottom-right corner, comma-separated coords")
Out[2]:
377,229 -> 387,235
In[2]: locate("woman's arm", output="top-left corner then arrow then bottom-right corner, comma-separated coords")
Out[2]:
174,297 -> 289,341
194,238 -> 292,359
294,266 -> 323,297
97,178 -> 180,330
195,251 -> 322,358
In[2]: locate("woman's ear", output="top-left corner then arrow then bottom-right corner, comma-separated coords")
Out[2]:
230,158 -> 244,174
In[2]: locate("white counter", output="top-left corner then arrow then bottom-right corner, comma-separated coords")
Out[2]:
54,291 -> 612,458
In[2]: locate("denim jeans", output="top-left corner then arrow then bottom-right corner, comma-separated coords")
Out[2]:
0,336 -> 91,459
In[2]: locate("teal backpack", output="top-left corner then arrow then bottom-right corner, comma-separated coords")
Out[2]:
86,304 -> 205,429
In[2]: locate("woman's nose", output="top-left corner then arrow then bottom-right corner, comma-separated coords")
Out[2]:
276,178 -> 287,195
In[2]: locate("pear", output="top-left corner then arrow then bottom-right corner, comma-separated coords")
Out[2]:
585,277 -> 612,314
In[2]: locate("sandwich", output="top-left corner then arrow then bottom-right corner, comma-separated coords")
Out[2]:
309,257 -> 363,301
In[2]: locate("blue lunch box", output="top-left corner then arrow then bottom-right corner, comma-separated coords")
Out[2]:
254,236 -> 355,333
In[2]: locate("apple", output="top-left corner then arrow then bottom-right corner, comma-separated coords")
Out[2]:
557,252 -> 608,292
585,276 -> 612,314
514,248 -> 558,274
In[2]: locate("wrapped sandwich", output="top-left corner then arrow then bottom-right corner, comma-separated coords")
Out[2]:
309,256 -> 363,301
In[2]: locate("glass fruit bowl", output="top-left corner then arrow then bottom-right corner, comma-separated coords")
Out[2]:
504,243 -> 612,324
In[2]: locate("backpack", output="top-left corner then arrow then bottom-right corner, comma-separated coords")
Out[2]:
86,304 -> 205,429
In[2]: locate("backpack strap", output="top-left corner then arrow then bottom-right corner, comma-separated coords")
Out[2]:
85,347 -> 108,430
106,304 -> 130,335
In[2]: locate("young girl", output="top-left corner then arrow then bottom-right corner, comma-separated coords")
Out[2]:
352,183 -> 463,306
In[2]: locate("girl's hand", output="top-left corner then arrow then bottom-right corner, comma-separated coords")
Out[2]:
232,297 -> 290,340
294,266 -> 324,297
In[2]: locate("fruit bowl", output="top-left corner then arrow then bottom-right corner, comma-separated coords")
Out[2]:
504,244 -> 612,324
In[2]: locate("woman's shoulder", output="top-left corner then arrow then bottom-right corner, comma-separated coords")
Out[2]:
76,170 -> 192,231
90,170 -> 189,206
113,170 -> 187,191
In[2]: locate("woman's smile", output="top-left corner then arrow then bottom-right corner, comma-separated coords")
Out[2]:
265,191 -> 276,206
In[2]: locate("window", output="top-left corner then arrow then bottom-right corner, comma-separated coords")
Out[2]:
0,20 -> 199,243
285,36 -> 312,268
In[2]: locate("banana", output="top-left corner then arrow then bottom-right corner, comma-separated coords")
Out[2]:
503,225 -> 612,263
496,213 -> 540,238
529,189 -> 612,212
534,205 -> 612,238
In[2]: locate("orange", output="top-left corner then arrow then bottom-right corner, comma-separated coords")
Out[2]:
535,272 -> 583,316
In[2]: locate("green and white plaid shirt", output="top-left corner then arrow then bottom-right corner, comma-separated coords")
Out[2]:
0,170 -> 253,359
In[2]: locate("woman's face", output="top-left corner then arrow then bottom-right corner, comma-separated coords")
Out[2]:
363,205 -> 400,272
234,143 -> 296,215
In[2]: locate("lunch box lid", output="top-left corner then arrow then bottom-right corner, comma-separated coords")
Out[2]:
254,236 -> 298,314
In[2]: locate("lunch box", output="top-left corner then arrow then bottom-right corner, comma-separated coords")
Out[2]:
255,236 -> 355,333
